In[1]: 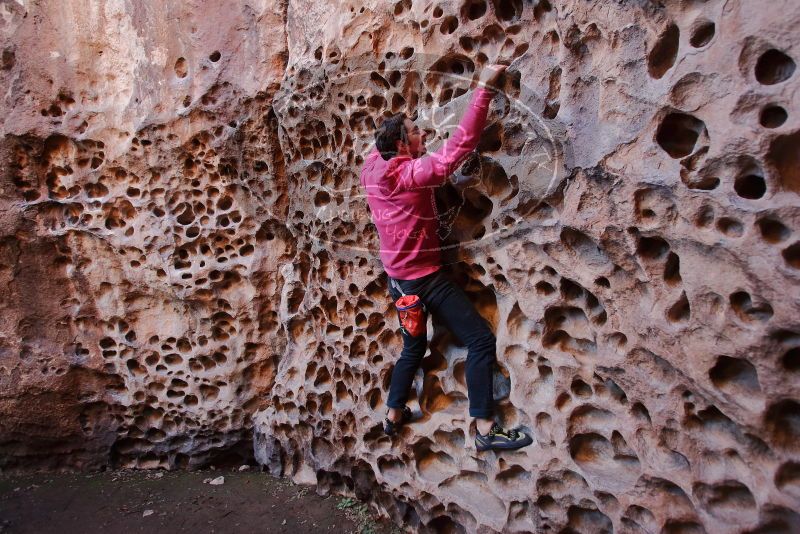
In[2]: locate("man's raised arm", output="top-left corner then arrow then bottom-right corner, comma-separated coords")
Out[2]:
399,64 -> 508,189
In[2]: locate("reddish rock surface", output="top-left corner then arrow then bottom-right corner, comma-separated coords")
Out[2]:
1,0 -> 799,532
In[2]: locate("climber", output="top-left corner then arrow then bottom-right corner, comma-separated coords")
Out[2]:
359,64 -> 533,452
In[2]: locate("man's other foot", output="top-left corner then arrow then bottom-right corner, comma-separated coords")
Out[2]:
383,406 -> 413,436
475,423 -> 533,452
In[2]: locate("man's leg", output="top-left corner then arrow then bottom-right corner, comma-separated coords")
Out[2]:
395,270 -> 533,450
415,271 -> 497,433
386,329 -> 427,419
386,281 -> 428,422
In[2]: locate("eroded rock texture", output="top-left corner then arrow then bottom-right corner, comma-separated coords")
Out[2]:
0,0 -> 289,469
1,0 -> 799,532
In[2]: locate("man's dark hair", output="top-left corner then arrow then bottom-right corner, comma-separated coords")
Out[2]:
375,112 -> 408,161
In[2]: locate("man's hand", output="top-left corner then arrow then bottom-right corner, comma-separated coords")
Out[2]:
451,151 -> 481,187
478,64 -> 508,91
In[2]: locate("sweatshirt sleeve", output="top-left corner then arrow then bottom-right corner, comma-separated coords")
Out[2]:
396,88 -> 494,190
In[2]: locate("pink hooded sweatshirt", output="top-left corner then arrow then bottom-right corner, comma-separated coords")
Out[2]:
360,88 -> 494,280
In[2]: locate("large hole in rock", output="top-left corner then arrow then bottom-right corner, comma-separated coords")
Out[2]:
693,480 -> 756,519
766,131 -> 800,195
709,355 -> 760,396
461,0 -> 487,21
490,0 -> 522,22
413,440 -> 456,484
533,0 -> 552,22
775,462 -> 800,499
760,105 -> 788,128
734,173 -> 767,199
477,122 -> 503,152
689,20 -> 715,48
570,379 -> 592,398
568,432 -> 640,479
765,399 -> 800,451
656,112 -> 705,159
314,190 -> 331,207
174,57 -> 188,78
647,23 -> 679,79
782,242 -> 800,269
637,235 -> 670,260
682,171 -> 720,191
440,15 -> 459,34
756,217 -> 790,243
536,281 -> 555,296
428,516 -> 463,533
664,252 -> 682,285
426,54 -> 475,103
783,348 -> 800,372
569,432 -> 611,464
542,66 -> 562,120
480,158 -> 512,199
755,49 -> 796,85
431,55 -> 474,77
666,291 -> 690,323
694,206 -> 714,228
716,217 -> 744,237
622,506 -> 657,532
567,506 -> 613,533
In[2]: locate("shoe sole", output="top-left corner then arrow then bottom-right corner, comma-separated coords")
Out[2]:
476,437 -> 533,452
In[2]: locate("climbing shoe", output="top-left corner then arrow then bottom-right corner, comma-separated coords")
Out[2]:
383,406 -> 414,436
475,423 -> 533,452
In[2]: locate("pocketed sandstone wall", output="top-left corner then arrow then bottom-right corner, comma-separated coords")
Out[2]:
0,0 -> 289,469
253,1 -> 800,532
1,0 -> 799,532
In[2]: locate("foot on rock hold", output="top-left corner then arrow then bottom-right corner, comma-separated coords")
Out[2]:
475,423 -> 533,452
383,406 -> 413,436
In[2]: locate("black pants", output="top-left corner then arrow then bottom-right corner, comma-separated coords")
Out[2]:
386,269 -> 496,418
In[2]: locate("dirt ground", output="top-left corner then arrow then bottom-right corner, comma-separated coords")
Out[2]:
0,469 -> 398,534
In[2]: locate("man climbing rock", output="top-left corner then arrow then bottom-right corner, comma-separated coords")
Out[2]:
359,64 -> 533,452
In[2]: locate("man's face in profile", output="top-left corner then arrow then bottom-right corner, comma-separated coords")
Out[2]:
402,118 -> 428,158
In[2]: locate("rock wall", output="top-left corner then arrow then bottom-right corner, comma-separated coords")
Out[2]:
2,0 -> 799,532
0,0 -> 289,469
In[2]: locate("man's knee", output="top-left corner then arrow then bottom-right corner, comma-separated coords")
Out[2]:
469,330 -> 496,355
400,342 -> 426,361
